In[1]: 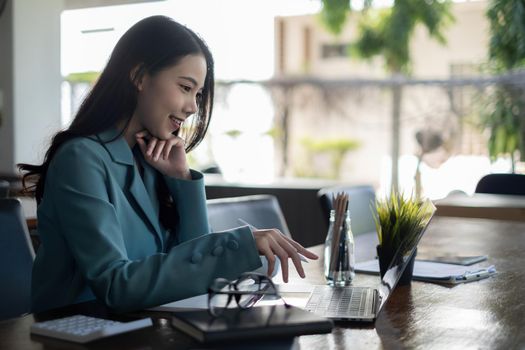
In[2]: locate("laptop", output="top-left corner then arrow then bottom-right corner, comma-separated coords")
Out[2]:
304,215 -> 434,322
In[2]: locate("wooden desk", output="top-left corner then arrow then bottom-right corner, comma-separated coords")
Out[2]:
434,193 -> 525,221
1,216 -> 524,349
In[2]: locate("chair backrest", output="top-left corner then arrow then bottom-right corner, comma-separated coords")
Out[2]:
207,195 -> 291,238
317,185 -> 377,236
0,180 -> 9,198
475,173 -> 525,196
0,198 -> 35,320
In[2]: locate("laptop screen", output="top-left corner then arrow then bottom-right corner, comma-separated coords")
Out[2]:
376,213 -> 435,311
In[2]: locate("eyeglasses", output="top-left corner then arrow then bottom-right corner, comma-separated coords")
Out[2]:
207,272 -> 290,317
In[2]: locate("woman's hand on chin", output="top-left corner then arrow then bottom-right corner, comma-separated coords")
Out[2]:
135,130 -> 191,179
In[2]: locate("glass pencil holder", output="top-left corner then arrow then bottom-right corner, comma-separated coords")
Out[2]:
324,209 -> 355,286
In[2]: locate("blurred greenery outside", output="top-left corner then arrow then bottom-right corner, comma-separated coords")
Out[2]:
320,0 -> 453,193
319,0 -> 525,182
61,1 -> 525,194
478,0 -> 525,171
299,137 -> 361,179
64,71 -> 100,84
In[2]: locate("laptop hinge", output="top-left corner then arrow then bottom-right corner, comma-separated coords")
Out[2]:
373,289 -> 381,316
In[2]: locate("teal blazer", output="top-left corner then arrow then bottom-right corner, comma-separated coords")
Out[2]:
31,128 -> 262,313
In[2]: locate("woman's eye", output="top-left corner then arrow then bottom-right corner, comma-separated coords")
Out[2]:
196,93 -> 203,105
180,85 -> 191,92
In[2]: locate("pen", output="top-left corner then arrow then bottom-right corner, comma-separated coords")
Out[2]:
237,218 -> 309,263
455,266 -> 496,282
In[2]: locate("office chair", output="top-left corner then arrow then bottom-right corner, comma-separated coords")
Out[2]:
207,195 -> 292,238
317,185 -> 377,236
0,180 -> 9,198
475,173 -> 525,196
0,198 -> 35,320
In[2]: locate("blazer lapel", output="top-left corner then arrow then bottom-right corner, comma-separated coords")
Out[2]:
132,146 -> 160,219
128,168 -> 164,248
97,129 -> 164,249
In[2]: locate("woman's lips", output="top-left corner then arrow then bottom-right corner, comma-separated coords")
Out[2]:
169,115 -> 183,131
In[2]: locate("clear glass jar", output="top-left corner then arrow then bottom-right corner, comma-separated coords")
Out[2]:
324,209 -> 355,286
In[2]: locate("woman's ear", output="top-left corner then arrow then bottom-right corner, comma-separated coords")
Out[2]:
130,64 -> 145,91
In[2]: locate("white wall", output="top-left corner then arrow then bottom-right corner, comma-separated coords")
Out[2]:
12,0 -> 64,171
0,0 -> 14,174
410,1 -> 489,77
276,1 -> 489,79
0,0 -> 63,175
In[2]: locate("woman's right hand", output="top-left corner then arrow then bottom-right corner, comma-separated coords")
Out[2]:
252,229 -> 318,283
135,130 -> 191,180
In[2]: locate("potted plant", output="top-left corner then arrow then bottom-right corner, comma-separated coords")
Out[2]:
373,191 -> 435,285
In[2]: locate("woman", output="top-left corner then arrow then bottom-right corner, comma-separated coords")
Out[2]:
20,16 -> 317,313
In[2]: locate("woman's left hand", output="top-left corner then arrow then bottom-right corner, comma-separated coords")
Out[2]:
135,130 -> 191,179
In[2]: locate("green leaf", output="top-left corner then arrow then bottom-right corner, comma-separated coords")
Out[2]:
321,0 -> 454,73
64,71 -> 100,84
224,129 -> 242,138
488,0 -> 525,69
373,190 -> 435,256
319,0 -> 351,35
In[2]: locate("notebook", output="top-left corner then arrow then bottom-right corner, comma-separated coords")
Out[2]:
171,305 -> 333,343
304,215 -> 434,322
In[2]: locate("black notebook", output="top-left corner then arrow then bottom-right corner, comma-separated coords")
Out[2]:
171,305 -> 333,343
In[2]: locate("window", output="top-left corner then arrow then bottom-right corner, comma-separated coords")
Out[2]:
321,43 -> 350,59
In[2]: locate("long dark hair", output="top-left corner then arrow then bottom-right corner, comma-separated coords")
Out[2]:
19,16 -> 214,214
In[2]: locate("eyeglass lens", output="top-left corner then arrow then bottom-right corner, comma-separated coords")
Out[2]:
236,274 -> 263,309
208,273 -> 281,316
209,279 -> 233,316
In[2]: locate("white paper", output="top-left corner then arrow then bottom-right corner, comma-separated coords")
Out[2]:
275,284 -> 314,294
355,259 -> 493,280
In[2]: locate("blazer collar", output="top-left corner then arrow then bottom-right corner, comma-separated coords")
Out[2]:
95,127 -> 165,249
96,128 -> 134,166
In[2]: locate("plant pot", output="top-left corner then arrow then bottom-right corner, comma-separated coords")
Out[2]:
376,245 -> 417,286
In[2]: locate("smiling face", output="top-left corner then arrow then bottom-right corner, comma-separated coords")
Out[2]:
131,54 -> 207,141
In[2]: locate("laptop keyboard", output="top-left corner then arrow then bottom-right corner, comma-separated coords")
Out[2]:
305,286 -> 374,319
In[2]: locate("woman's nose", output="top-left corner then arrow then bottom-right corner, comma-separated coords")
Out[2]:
184,96 -> 198,115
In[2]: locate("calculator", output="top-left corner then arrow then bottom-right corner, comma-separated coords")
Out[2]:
30,315 -> 153,343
